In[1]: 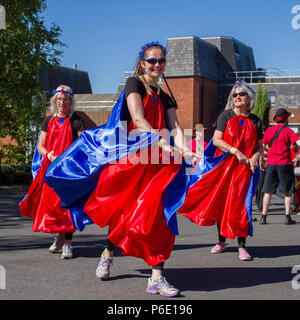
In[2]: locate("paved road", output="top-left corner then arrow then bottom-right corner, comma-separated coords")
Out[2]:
1,184 -> 300,305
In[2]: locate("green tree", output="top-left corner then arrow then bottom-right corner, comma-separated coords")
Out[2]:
253,84 -> 270,130
261,87 -> 270,129
0,0 -> 64,163
252,84 -> 263,119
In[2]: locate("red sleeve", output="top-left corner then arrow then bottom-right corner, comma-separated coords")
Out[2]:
262,128 -> 270,145
188,139 -> 196,153
288,129 -> 299,145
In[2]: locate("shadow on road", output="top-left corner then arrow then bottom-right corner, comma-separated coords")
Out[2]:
137,266 -> 293,293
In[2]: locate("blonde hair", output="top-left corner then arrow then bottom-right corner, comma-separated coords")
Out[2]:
49,85 -> 76,115
225,83 -> 256,112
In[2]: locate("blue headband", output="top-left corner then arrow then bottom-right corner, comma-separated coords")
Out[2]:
139,41 -> 167,60
235,80 -> 255,95
52,89 -> 74,97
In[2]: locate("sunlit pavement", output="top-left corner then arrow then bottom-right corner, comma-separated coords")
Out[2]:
1,185 -> 300,302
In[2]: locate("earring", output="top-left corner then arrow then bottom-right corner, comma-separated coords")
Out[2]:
143,70 -> 146,74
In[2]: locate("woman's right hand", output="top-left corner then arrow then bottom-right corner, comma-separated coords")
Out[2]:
234,150 -> 249,165
161,143 -> 176,157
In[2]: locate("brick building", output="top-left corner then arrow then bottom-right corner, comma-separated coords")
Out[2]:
104,36 -> 300,139
161,36 -> 257,139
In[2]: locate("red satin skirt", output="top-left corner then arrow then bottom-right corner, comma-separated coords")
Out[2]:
19,157 -> 75,234
84,145 -> 181,266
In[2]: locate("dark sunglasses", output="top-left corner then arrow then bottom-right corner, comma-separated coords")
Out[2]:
144,58 -> 166,65
233,92 -> 248,98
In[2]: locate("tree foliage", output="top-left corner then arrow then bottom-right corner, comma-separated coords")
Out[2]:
0,0 -> 64,163
252,83 -> 270,130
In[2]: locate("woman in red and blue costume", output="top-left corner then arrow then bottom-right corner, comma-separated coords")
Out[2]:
19,85 -> 86,259
164,80 -> 263,261
45,42 -> 197,297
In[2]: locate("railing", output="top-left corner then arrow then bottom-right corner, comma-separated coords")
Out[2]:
227,69 -> 300,83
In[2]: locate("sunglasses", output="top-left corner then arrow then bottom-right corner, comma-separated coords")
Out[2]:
144,58 -> 166,65
233,92 -> 248,98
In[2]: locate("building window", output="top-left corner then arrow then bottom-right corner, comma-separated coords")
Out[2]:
234,43 -> 240,55
268,91 -> 276,108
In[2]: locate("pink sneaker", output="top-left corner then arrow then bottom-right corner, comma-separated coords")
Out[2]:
211,242 -> 226,254
238,248 -> 253,261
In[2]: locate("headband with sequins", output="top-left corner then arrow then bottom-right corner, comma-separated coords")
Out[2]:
139,41 -> 167,59
234,80 -> 255,95
52,89 -> 74,97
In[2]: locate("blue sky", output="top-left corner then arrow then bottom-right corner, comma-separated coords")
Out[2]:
44,0 -> 300,94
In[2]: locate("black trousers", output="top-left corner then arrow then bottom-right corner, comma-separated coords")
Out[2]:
217,224 -> 246,248
64,233 -> 73,240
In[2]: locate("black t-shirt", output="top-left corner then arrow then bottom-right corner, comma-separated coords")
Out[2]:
41,112 -> 86,141
215,109 -> 263,140
122,77 -> 177,127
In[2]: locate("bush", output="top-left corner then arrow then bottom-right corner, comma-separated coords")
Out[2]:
0,163 -> 32,185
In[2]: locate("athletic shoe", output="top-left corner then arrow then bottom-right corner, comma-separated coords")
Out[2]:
48,237 -> 64,253
238,248 -> 253,261
146,276 -> 179,297
61,243 -> 73,259
96,252 -> 113,280
211,242 -> 226,254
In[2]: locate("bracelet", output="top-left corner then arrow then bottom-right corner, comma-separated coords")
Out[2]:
253,152 -> 261,160
47,151 -> 54,160
158,137 -> 167,148
182,146 -> 191,153
230,147 -> 237,155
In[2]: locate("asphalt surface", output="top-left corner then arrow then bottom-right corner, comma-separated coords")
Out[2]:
1,184 -> 300,307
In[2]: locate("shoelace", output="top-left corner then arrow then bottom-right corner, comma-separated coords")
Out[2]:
100,257 -> 113,269
157,277 -> 174,290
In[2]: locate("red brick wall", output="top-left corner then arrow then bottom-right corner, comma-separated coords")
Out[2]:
162,77 -> 195,131
269,108 -> 300,126
162,76 -> 218,141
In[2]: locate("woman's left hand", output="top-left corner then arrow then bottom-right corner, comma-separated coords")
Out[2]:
183,150 -> 200,168
249,156 -> 259,173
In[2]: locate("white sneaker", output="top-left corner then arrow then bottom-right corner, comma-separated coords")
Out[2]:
49,237 -> 64,253
96,252 -> 113,280
61,243 -> 73,259
146,276 -> 179,297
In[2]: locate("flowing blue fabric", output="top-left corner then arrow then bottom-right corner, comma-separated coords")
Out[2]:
31,142 -> 43,179
45,90 -> 160,231
162,139 -> 260,236
245,166 -> 260,236
162,139 -> 229,235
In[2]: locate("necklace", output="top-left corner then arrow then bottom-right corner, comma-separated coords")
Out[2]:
55,112 -> 69,118
139,75 -> 160,95
233,108 -> 248,116
195,138 -> 204,156
147,81 -> 160,95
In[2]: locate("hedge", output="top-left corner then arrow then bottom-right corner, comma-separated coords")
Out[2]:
0,163 -> 32,185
